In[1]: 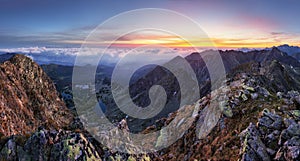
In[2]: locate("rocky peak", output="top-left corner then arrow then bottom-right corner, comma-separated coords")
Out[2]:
0,53 -> 16,63
0,54 -> 73,136
270,46 -> 282,53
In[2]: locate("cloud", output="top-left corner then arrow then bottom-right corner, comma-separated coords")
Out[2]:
3,38 -> 286,67
0,46 -> 197,66
0,24 -> 102,48
270,32 -> 285,36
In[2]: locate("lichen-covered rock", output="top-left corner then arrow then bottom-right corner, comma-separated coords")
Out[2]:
240,123 -> 271,161
50,132 -> 101,161
0,128 -> 102,161
291,110 -> 300,121
155,128 -> 168,148
23,129 -> 49,160
242,85 -> 255,92
219,101 -> 233,117
240,109 -> 300,161
241,94 -> 248,101
0,138 -> 17,160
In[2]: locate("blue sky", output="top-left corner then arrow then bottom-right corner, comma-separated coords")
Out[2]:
1,0 -> 300,48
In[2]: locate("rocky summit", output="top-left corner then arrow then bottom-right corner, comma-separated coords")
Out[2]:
0,54 -> 73,136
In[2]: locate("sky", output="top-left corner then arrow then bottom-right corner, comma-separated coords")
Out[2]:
1,0 -> 300,48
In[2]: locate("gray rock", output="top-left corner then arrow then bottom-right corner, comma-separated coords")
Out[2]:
243,90 -> 251,95
285,146 -> 300,160
279,129 -> 289,146
283,98 -> 294,105
283,118 -> 297,128
266,148 -> 276,156
251,93 -> 258,99
258,87 -> 270,97
265,130 -> 280,150
233,98 -> 240,106
0,138 -> 17,160
286,123 -> 300,136
276,92 -> 283,99
219,101 -> 233,117
284,136 -> 300,146
287,91 -> 300,98
23,130 -> 49,161
276,145 -> 300,160
294,96 -> 300,105
278,105 -> 290,112
240,108 -> 300,161
258,111 -> 283,132
0,129 -> 102,161
240,123 -> 271,161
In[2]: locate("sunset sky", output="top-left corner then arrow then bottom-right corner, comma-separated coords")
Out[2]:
1,0 -> 300,48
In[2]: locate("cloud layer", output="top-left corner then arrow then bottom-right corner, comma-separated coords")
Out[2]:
0,46 -> 198,66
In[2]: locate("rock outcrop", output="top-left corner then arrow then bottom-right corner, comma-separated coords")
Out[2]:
0,54 -> 73,136
0,128 -> 102,161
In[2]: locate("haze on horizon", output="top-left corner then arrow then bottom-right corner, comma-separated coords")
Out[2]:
1,0 -> 300,49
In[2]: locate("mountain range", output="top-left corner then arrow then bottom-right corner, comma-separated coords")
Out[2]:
0,45 -> 300,160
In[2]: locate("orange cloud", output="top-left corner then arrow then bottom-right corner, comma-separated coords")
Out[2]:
59,31 -> 300,49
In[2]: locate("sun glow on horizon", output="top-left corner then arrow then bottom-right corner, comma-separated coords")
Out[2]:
60,34 -> 300,49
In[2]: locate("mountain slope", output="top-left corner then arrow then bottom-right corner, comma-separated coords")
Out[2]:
107,47 -> 300,132
0,54 -> 73,136
141,60 -> 300,160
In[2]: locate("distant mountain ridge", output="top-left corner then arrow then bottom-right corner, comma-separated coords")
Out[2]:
263,44 -> 300,61
102,46 -> 300,133
276,44 -> 300,55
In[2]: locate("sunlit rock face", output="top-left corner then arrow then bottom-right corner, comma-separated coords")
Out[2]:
0,54 -> 73,136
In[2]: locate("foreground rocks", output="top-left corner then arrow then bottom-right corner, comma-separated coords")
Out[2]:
0,123 -> 153,161
0,128 -> 102,161
239,88 -> 300,161
141,65 -> 300,160
240,109 -> 300,161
